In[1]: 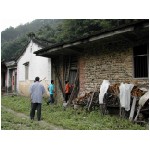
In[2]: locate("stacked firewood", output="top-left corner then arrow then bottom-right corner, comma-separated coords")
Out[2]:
73,82 -> 148,116
73,91 -> 99,107
104,84 -> 120,107
103,93 -> 120,107
105,84 -> 147,107
73,92 -> 93,106
107,83 -> 145,97
107,83 -> 120,96
73,84 -> 147,107
131,86 -> 145,97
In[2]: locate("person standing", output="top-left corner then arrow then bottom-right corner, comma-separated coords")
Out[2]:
30,77 -> 45,121
64,80 -> 70,103
47,80 -> 55,105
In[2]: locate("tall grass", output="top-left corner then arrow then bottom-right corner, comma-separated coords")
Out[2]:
1,95 -> 148,130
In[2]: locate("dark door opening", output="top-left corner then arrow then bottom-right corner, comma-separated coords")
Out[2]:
64,56 -> 79,99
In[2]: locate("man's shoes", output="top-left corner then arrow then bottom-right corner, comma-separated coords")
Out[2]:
30,118 -> 34,122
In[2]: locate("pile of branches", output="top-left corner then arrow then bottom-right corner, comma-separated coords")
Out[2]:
73,91 -> 99,108
131,86 -> 145,97
72,82 -> 149,122
104,83 -> 147,107
104,84 -> 120,107
73,92 -> 93,106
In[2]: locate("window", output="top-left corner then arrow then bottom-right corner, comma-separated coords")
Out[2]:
23,62 -> 29,80
133,44 -> 148,78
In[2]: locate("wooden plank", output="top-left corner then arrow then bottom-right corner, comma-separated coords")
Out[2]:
129,96 -> 137,121
134,105 -> 142,122
53,64 -> 65,99
120,107 -> 126,118
87,92 -> 95,111
67,70 -> 79,106
88,85 -> 98,111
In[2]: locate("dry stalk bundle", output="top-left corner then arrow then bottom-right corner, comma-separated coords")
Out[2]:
131,86 -> 145,97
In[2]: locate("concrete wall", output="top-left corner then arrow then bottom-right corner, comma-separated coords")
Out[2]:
19,80 -> 49,97
17,40 -> 51,97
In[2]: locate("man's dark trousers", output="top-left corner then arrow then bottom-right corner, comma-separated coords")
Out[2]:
30,103 -> 41,121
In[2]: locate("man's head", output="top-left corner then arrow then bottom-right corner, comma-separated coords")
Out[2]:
35,77 -> 40,82
51,80 -> 54,84
65,80 -> 68,84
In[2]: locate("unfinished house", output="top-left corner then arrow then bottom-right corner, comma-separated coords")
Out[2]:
34,20 -> 149,103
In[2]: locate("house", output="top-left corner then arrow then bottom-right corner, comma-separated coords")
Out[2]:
1,60 -> 7,94
5,60 -> 17,93
3,33 -> 52,97
34,20 -> 149,102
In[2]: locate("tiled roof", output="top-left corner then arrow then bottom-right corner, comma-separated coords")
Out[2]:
11,37 -> 54,62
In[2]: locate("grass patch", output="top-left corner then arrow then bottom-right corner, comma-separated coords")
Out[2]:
1,95 -> 148,130
1,108 -> 52,130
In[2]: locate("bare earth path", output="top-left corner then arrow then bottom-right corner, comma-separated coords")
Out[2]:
1,105 -> 65,130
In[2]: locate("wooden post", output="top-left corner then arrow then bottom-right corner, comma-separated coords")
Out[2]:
67,56 -> 71,81
88,85 -> 97,111
129,96 -> 137,121
53,64 -> 65,99
120,107 -> 126,118
134,105 -> 142,122
67,70 -> 79,106
88,92 -> 95,111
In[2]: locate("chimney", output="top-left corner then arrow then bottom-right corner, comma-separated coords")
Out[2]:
27,32 -> 35,40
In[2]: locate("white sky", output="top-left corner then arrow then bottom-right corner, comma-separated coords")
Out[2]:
0,19 -> 34,32
0,0 -> 149,32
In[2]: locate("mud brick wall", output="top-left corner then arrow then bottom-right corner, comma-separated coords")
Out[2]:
78,45 -> 149,95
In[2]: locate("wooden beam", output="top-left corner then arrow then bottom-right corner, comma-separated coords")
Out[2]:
129,97 -> 137,121
53,64 -> 65,99
67,70 -> 79,106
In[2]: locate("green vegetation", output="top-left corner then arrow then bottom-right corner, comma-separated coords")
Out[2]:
1,108 -> 52,130
1,95 -> 148,130
1,19 -> 141,61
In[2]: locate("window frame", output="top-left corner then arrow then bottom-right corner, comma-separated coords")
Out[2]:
133,44 -> 149,79
23,62 -> 29,80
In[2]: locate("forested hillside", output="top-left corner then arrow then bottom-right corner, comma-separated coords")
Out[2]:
1,19 -> 141,61
1,19 -> 63,61
1,19 -> 63,43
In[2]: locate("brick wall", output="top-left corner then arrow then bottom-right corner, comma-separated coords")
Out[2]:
78,45 -> 148,94
52,45 -> 148,101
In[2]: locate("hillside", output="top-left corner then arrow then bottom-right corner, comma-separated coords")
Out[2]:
1,19 -> 63,61
1,19 -> 63,43
1,19 -> 141,61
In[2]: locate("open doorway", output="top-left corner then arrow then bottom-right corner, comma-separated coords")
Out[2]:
64,56 -> 79,99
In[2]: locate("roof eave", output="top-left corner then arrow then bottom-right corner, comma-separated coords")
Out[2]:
34,20 -> 149,57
